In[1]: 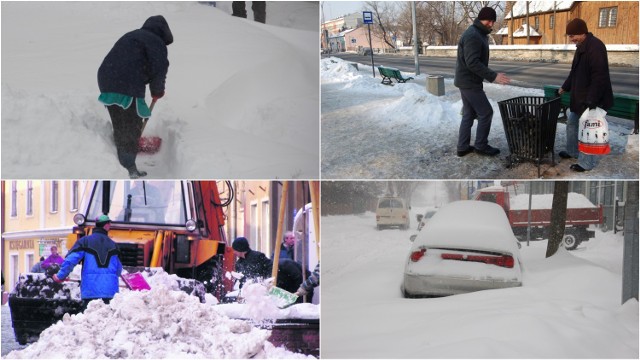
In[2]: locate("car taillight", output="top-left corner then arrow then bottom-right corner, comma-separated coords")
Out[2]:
410,248 -> 426,262
441,253 -> 514,268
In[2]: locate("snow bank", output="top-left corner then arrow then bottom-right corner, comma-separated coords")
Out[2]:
321,56 -> 638,179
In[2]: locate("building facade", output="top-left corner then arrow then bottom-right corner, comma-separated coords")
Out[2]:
2,180 -> 87,291
502,1 -> 638,45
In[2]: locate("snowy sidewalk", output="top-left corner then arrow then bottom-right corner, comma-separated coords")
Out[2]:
321,57 -> 638,179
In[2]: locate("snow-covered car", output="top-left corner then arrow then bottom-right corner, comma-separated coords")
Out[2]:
376,197 -> 410,230
401,200 -> 523,298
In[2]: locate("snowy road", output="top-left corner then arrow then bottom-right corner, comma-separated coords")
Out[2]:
321,58 -> 639,180
321,211 -> 638,358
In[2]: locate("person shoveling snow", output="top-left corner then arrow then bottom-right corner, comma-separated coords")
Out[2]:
97,15 -> 172,179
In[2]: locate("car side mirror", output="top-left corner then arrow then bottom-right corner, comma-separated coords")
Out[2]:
410,234 -> 417,242
416,214 -> 424,222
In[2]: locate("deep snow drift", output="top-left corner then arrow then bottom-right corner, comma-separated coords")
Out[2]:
1,1 -> 319,179
321,57 -> 639,179
321,210 -> 638,358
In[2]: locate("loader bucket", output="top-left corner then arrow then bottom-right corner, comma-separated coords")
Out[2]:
8,273 -> 83,345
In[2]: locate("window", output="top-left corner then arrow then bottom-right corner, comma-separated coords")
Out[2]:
599,7 -> 617,28
26,253 -> 35,273
70,181 -> 79,211
11,181 -> 17,217
261,200 -> 270,255
26,181 -> 33,216
50,181 -> 59,213
549,15 -> 554,29
534,16 -> 539,30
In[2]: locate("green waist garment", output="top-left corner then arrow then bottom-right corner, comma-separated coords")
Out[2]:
98,93 -> 152,118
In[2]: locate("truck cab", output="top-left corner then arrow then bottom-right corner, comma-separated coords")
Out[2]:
67,180 -> 233,296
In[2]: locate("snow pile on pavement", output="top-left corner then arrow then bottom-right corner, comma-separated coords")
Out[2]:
2,1 -> 319,179
5,284 -> 311,359
321,56 -> 638,179
321,211 -> 639,358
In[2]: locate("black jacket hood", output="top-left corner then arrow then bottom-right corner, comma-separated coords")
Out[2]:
142,15 -> 173,45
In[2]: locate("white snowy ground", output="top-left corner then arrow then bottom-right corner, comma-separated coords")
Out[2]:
3,270 -> 318,359
321,210 -> 639,358
321,57 -> 639,179
1,1 -> 319,179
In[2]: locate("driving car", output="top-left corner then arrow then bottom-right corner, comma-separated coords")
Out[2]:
376,196 -> 410,230
401,200 -> 523,298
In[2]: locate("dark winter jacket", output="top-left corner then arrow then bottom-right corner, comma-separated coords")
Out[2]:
276,259 -> 313,303
454,19 -> 497,89
98,15 -> 173,98
274,243 -> 295,261
235,249 -> 272,288
56,228 -> 123,300
561,33 -> 614,114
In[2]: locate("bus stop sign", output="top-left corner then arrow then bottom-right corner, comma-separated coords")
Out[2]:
363,11 -> 373,24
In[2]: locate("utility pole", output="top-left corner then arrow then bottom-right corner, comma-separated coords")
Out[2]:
411,1 -> 420,75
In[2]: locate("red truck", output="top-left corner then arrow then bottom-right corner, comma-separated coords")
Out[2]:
472,186 -> 603,250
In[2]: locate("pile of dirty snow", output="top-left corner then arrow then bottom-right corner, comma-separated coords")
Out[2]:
5,285 -> 311,359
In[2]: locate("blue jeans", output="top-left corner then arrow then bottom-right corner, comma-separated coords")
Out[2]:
566,111 -> 599,170
457,88 -> 493,151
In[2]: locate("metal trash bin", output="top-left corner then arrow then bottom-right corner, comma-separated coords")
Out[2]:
497,96 -> 562,177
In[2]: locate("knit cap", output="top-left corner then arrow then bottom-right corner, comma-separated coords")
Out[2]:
477,7 -> 497,22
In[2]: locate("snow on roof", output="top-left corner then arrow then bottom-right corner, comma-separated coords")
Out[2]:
510,193 -> 597,210
506,1 -> 574,19
496,27 -> 509,35
330,28 -> 355,38
414,200 -> 520,254
513,24 -> 542,37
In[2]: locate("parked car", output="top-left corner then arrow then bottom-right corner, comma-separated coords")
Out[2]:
401,200 -> 523,298
376,196 -> 410,230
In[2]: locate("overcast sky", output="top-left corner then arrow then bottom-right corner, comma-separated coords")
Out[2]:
322,1 -> 365,20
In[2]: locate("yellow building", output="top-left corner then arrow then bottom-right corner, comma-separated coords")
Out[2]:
1,180 -> 88,291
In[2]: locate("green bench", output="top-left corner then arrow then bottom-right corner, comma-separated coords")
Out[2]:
378,66 -> 413,85
543,84 -> 639,133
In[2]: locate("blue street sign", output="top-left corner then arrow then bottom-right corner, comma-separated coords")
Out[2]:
363,11 -> 373,24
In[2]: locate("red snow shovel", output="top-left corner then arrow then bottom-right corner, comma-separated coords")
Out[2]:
138,99 -> 162,154
121,272 -> 151,291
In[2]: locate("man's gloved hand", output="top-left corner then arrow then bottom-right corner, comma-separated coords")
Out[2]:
52,274 -> 63,283
294,287 -> 308,297
584,101 -> 596,110
152,91 -> 165,101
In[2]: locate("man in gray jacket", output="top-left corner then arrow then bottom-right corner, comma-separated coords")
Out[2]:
454,7 -> 510,157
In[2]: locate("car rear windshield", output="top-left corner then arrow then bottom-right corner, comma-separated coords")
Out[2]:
379,198 -> 404,208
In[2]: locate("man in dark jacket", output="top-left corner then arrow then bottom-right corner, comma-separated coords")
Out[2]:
274,231 -> 296,260
53,215 -> 123,308
558,18 -> 613,172
97,15 -> 173,179
454,7 -> 510,158
232,237 -> 272,289
276,259 -> 313,304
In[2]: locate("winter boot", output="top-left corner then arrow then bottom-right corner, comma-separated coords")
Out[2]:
128,166 -> 148,179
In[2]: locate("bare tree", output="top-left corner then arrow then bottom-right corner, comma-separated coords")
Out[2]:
364,1 -> 398,49
546,181 -> 569,257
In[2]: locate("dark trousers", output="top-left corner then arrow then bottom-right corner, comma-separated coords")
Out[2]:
457,87 -> 494,151
232,1 -> 266,23
106,104 -> 143,171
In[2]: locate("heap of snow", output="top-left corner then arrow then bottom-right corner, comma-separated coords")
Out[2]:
5,284 -> 313,359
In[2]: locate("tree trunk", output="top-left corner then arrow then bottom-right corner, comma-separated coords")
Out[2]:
546,181 -> 569,257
